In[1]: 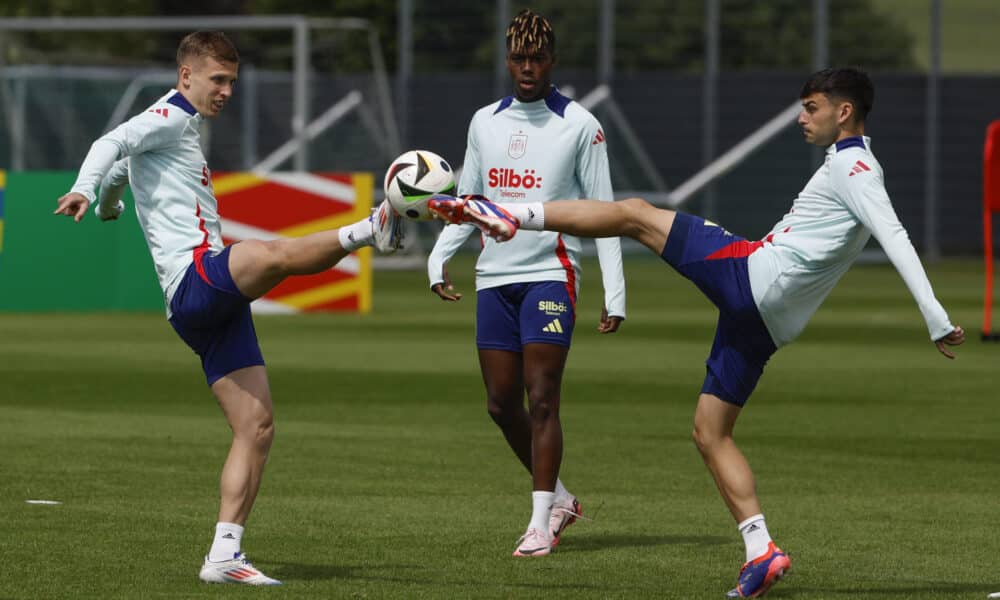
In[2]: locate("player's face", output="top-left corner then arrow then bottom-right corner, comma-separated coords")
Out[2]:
507,46 -> 555,102
798,92 -> 857,147
179,56 -> 238,119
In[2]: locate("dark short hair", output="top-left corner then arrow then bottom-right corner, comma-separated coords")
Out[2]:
800,67 -> 874,122
176,31 -> 239,66
506,9 -> 555,54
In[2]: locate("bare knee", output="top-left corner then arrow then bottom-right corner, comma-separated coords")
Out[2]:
618,197 -> 660,239
232,405 -> 275,450
256,417 -> 275,448
526,388 -> 559,423
486,392 -> 525,428
692,423 -> 727,457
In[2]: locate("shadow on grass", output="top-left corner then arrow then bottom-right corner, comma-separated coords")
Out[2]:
781,582 -> 996,597
263,562 -> 629,593
561,533 -> 730,553
266,561 -> 428,583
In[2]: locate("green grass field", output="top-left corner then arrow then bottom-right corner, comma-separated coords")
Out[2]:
1,255 -> 996,599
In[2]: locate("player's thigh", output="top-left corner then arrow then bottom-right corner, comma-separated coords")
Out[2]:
620,197 -> 676,255
522,342 -> 569,401
476,285 -> 526,405
478,348 -> 524,406
227,239 -> 285,299
212,365 -> 274,433
518,281 -> 573,400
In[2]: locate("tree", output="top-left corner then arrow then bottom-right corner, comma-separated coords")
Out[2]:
0,0 -> 915,72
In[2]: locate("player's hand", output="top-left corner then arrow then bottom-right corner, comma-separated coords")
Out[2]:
54,192 -> 90,222
431,265 -> 462,302
934,325 -> 965,359
598,306 -> 623,333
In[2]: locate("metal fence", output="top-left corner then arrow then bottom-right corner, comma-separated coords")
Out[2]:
1,1 -> 998,256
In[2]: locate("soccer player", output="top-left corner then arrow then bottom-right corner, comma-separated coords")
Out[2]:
429,67 -> 966,596
54,31 -> 403,586
426,9 -> 626,557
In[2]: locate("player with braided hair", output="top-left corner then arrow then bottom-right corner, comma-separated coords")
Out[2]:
427,9 -> 626,557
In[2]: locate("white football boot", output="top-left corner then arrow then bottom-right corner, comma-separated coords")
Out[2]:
370,199 -> 404,253
199,552 -> 282,585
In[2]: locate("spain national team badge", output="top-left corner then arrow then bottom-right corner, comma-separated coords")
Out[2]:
508,133 -> 528,159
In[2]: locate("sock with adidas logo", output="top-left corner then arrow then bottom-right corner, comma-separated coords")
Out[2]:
499,202 -> 545,230
338,218 -> 374,251
738,514 -> 772,562
208,521 -> 244,562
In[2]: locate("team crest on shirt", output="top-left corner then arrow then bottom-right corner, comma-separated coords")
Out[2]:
508,133 -> 528,159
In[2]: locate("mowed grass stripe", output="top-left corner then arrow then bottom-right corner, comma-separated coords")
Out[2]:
0,256 -> 995,598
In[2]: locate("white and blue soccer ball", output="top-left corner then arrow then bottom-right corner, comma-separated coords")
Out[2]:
383,149 -> 456,220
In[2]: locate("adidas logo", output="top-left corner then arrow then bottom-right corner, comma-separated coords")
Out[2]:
221,533 -> 236,540
147,108 -> 169,118
848,160 -> 871,176
592,128 -> 605,145
744,524 -> 760,533
542,318 -> 564,333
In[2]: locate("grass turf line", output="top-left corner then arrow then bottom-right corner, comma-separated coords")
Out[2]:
0,256 -> 996,599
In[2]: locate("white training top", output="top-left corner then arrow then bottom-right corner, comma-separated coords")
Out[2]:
427,87 -> 626,318
747,135 -> 953,347
70,90 -> 223,313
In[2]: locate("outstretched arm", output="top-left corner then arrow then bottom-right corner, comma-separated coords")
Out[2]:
58,107 -> 178,222
836,163 -> 963,356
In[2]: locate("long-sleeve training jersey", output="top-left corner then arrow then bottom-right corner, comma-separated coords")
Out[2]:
427,87 -> 626,318
70,90 -> 223,314
747,135 -> 953,347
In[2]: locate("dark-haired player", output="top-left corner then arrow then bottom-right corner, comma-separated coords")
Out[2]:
426,9 -> 626,557
55,31 -> 403,585
430,67 -> 965,596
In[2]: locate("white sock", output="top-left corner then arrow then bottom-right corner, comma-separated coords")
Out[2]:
528,490 -> 555,534
738,514 -> 772,562
337,218 -> 373,251
497,202 -> 544,230
208,521 -> 244,562
554,479 -> 571,503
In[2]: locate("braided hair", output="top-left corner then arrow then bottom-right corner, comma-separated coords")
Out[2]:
506,9 -> 555,55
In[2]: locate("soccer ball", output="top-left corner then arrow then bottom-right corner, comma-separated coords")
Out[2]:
383,149 -> 456,220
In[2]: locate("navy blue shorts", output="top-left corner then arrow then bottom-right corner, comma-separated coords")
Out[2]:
661,213 -> 776,407
476,281 -> 576,351
168,246 -> 265,386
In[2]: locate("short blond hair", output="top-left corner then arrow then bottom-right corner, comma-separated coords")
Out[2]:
176,31 -> 239,66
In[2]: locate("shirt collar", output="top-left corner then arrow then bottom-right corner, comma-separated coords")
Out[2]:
494,86 -> 571,118
827,135 -> 870,154
167,89 -> 199,117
